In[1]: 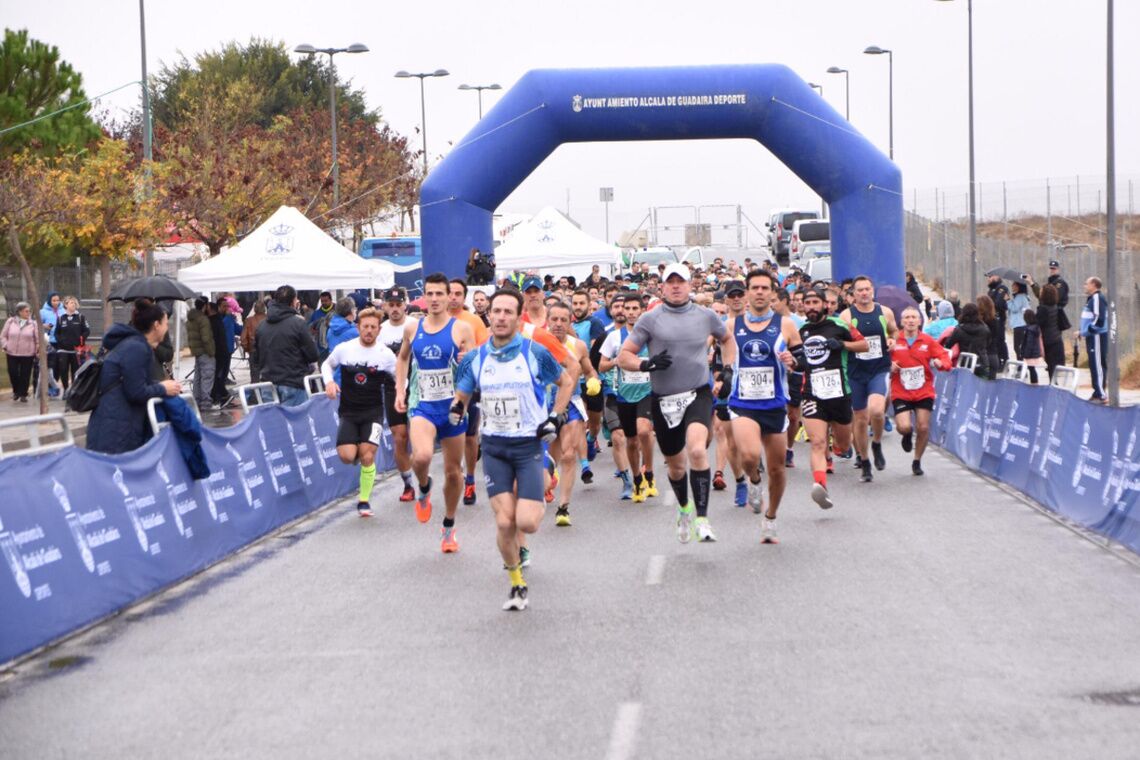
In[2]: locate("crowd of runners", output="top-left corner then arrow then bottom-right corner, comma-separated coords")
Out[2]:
318,262 -> 951,611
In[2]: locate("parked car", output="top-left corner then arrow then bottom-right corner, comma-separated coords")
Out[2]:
790,219 -> 829,259
766,208 -> 818,265
623,246 -> 678,270
793,240 -> 831,266
805,255 -> 832,284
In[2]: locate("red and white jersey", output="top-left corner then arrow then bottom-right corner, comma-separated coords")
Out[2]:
889,332 -> 951,401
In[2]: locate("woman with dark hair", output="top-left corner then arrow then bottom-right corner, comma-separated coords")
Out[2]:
1020,309 -> 1044,384
942,302 -> 990,378
1036,283 -> 1069,380
86,302 -> 182,454
976,294 -> 1001,379
905,271 -> 924,304
1008,281 -> 1031,360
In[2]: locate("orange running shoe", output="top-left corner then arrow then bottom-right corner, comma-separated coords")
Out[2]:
399,483 -> 415,502
545,468 -> 559,504
415,480 -> 432,523
440,525 -> 459,553
463,482 -> 476,505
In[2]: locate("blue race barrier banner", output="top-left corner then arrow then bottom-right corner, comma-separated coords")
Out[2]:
0,396 -> 392,664
931,369 -> 1140,555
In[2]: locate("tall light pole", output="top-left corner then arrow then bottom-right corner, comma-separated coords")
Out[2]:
395,69 -> 450,175
295,43 -> 369,215
863,46 -> 893,161
808,82 -> 823,96
1105,0 -> 1118,405
139,0 -> 153,275
826,66 -> 849,120
458,83 -> 501,119
934,0 -> 978,297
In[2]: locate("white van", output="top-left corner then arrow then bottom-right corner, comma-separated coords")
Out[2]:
790,219 -> 829,259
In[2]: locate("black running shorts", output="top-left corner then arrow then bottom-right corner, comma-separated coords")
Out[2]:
892,397 -> 935,414
799,395 -> 853,425
383,382 -> 408,427
337,413 -> 383,447
650,385 -> 715,457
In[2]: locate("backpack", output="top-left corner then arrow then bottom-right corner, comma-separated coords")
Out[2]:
65,347 -> 120,413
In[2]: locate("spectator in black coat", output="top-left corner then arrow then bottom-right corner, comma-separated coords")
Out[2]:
1036,283 -> 1069,381
255,284 -> 319,407
986,275 -> 1010,365
465,247 -> 496,285
209,298 -> 235,405
943,303 -> 990,379
86,302 -> 182,454
53,296 -> 89,391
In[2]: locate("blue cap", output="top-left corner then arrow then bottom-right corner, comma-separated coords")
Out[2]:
521,276 -> 544,292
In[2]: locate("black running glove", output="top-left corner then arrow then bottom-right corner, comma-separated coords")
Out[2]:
639,350 -> 673,372
536,412 -> 565,443
825,337 -> 844,352
716,368 -> 733,400
448,399 -> 466,426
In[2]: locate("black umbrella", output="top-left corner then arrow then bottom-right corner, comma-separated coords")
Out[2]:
876,284 -> 924,323
984,266 -> 1024,282
107,275 -> 198,303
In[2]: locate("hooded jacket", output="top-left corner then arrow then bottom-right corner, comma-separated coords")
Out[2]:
943,321 -> 990,359
255,301 -> 319,388
187,307 -> 215,358
40,293 -> 62,344
86,323 -> 168,454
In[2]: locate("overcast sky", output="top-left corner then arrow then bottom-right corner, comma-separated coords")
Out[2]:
6,0 -> 1137,244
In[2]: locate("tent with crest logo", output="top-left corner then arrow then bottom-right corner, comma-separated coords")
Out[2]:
176,206 -> 393,293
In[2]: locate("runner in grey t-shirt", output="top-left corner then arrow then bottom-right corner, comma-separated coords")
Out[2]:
618,263 -> 735,544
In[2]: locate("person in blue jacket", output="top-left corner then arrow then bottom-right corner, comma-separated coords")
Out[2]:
86,301 -> 183,455
40,291 -> 63,396
1080,276 -> 1109,403
325,296 -> 360,383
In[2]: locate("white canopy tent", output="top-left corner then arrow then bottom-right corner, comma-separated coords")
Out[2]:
493,206 -> 620,283
177,205 -> 393,293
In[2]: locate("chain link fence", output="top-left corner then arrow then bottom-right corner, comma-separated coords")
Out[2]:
903,210 -> 1139,359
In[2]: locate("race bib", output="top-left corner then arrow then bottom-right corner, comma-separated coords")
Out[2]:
810,369 -> 844,400
737,366 -> 775,400
481,392 -> 522,434
418,367 -> 454,402
621,369 -> 651,386
900,365 -> 926,391
658,390 -> 696,429
856,335 -> 883,361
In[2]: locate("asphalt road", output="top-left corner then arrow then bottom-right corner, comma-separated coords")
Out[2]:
3,437 -> 1140,759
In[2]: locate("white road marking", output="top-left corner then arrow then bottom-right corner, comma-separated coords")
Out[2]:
646,555 -> 666,585
605,702 -> 643,760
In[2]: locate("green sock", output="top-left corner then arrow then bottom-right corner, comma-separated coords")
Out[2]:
359,464 -> 376,502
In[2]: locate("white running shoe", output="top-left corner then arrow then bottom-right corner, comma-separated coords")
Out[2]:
811,482 -> 834,510
694,516 -> 717,543
676,504 -> 695,543
747,479 -> 764,514
502,585 -> 528,611
760,517 -> 779,544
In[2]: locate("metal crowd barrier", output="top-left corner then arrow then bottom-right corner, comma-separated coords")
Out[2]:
237,382 -> 280,414
1051,366 -> 1080,394
0,414 -> 75,460
305,374 -> 326,397
956,352 -> 978,373
1002,360 -> 1029,382
146,394 -> 203,436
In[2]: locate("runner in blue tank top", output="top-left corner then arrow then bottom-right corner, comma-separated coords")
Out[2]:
727,269 -> 803,544
452,289 -> 575,611
838,275 -> 898,482
394,273 -> 476,553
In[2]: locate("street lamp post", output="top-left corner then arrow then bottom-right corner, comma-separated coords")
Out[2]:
934,0 -> 978,297
395,69 -> 451,175
458,83 -> 502,119
808,82 -> 823,96
139,0 -> 153,275
826,66 -> 849,120
294,43 -> 369,214
862,46 -> 893,161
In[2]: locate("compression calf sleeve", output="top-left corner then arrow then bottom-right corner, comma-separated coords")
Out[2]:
359,464 -> 377,502
690,468 -> 711,517
669,475 -> 689,506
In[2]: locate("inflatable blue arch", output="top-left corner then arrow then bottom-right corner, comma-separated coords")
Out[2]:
421,64 -> 903,287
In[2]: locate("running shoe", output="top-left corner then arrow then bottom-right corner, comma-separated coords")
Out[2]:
734,480 -> 748,508
440,526 -> 459,553
520,546 -> 531,568
860,460 -> 874,483
399,483 -> 415,503
901,432 -> 913,453
912,460 -> 924,476
581,466 -> 594,484
884,416 -> 893,433
415,486 -> 432,523
695,516 -> 717,543
586,435 -> 598,461
853,454 -> 864,469
836,446 -> 853,460
503,585 -> 528,611
676,503 -> 695,543
811,482 -> 834,510
356,501 -> 373,518
545,468 -> 559,504
463,482 -> 477,505
785,449 -> 795,468
645,476 -> 658,497
760,517 -> 779,544
826,455 -> 834,475
872,442 -> 886,471
619,472 -> 633,501
712,470 -> 727,491
632,481 -> 647,503
555,504 -> 572,527
747,479 -> 764,514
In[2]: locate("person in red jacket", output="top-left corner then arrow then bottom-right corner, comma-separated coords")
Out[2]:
889,305 -> 952,476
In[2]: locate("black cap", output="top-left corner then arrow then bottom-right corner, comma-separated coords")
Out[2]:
724,280 -> 746,296
802,287 -> 828,302
1049,260 -> 1060,268
382,287 -> 406,303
